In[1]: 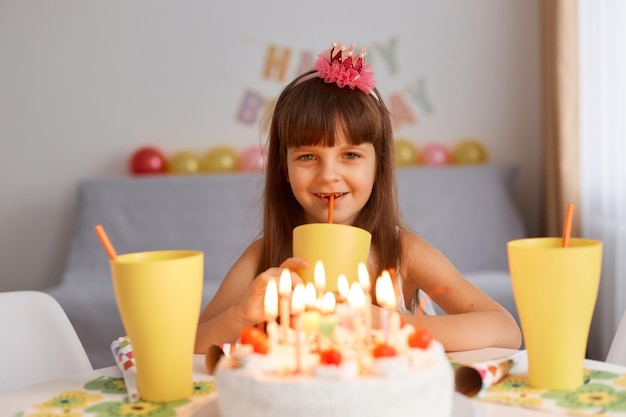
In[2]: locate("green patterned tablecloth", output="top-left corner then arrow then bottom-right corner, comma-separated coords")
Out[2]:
477,368 -> 626,415
15,376 -> 216,417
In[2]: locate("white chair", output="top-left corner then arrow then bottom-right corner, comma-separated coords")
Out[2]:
606,310 -> 626,366
0,291 -> 93,393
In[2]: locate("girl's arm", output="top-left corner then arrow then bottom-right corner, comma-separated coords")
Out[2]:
194,239 -> 306,354
398,230 -> 522,351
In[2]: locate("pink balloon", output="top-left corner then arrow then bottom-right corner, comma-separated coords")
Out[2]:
239,145 -> 267,172
419,143 -> 452,166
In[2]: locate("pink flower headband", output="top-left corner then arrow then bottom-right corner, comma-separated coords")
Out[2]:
298,42 -> 378,100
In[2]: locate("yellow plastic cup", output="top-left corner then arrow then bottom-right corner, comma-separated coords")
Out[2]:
507,237 -> 602,390
293,223 -> 371,291
111,250 -> 204,402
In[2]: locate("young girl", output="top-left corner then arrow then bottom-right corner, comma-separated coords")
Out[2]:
195,42 -> 521,353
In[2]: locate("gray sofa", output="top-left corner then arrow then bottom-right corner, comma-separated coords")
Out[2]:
47,165 -> 527,368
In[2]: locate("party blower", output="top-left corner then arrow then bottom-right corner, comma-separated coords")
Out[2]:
95,225 -> 204,402
292,195 -> 372,292
507,204 -> 603,390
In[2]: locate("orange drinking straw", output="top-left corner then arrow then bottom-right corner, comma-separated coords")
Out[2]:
327,194 -> 334,224
94,224 -> 118,260
562,203 -> 574,248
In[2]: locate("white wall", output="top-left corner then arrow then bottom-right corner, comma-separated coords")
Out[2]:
0,0 -> 540,291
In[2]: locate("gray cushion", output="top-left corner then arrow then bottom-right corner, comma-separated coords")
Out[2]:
63,173 -> 264,284
397,165 -> 526,272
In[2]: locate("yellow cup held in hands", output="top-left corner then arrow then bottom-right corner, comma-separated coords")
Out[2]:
111,250 -> 204,402
507,237 -> 602,390
293,223 -> 371,292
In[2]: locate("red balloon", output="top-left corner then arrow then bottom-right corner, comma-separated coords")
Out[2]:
129,146 -> 168,175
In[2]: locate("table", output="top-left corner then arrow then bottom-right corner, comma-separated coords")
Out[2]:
2,348 -> 625,417
0,354 -> 219,417
452,348 -> 626,416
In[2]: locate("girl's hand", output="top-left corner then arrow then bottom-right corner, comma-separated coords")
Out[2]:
235,257 -> 308,326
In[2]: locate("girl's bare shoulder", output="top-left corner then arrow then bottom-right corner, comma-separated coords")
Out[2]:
238,237 -> 264,262
398,228 -> 433,252
247,237 -> 264,251
398,228 -> 462,285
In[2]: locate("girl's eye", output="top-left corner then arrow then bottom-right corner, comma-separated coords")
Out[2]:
298,154 -> 315,161
345,152 -> 360,160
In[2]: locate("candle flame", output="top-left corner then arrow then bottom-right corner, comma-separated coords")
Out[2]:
357,262 -> 370,291
320,291 -> 336,314
375,270 -> 397,309
348,282 -> 365,309
337,274 -> 349,300
279,268 -> 292,296
291,283 -> 305,314
304,282 -> 317,309
314,260 -> 326,292
264,278 -> 278,319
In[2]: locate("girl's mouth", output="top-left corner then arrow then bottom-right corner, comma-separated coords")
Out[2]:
315,192 -> 346,200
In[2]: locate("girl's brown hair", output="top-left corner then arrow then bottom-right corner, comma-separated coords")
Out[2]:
258,71 -> 403,284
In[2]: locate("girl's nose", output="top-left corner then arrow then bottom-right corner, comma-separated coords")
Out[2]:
318,160 -> 340,182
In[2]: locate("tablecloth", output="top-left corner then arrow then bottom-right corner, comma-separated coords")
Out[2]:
453,350 -> 626,415
14,377 -> 216,417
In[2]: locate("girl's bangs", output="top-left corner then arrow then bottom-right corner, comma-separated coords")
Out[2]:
278,80 -> 382,149
279,105 -> 337,148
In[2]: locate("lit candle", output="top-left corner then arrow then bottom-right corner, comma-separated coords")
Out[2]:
314,260 -> 326,300
348,282 -> 366,366
264,278 -> 279,352
320,291 -> 336,314
319,291 -> 337,342
337,274 -> 349,304
358,262 -> 372,335
301,283 -> 321,335
348,282 -> 366,312
304,283 -> 317,311
375,270 -> 399,347
357,263 -> 371,292
291,283 -> 305,373
347,282 -> 366,330
278,268 -> 292,341
335,273 -> 352,328
291,284 -> 305,316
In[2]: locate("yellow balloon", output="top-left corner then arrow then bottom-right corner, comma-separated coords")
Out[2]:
200,146 -> 239,173
394,139 -> 418,167
168,150 -> 200,174
452,140 -> 489,164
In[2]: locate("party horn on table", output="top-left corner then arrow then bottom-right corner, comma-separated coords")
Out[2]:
452,350 -> 527,397
111,336 -> 139,402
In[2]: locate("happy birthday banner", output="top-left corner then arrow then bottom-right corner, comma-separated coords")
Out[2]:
234,38 -> 435,132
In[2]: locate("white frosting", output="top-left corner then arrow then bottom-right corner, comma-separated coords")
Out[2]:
314,357 -> 359,379
215,340 -> 454,417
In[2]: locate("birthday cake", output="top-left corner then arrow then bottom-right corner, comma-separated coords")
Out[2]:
213,272 -> 454,417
